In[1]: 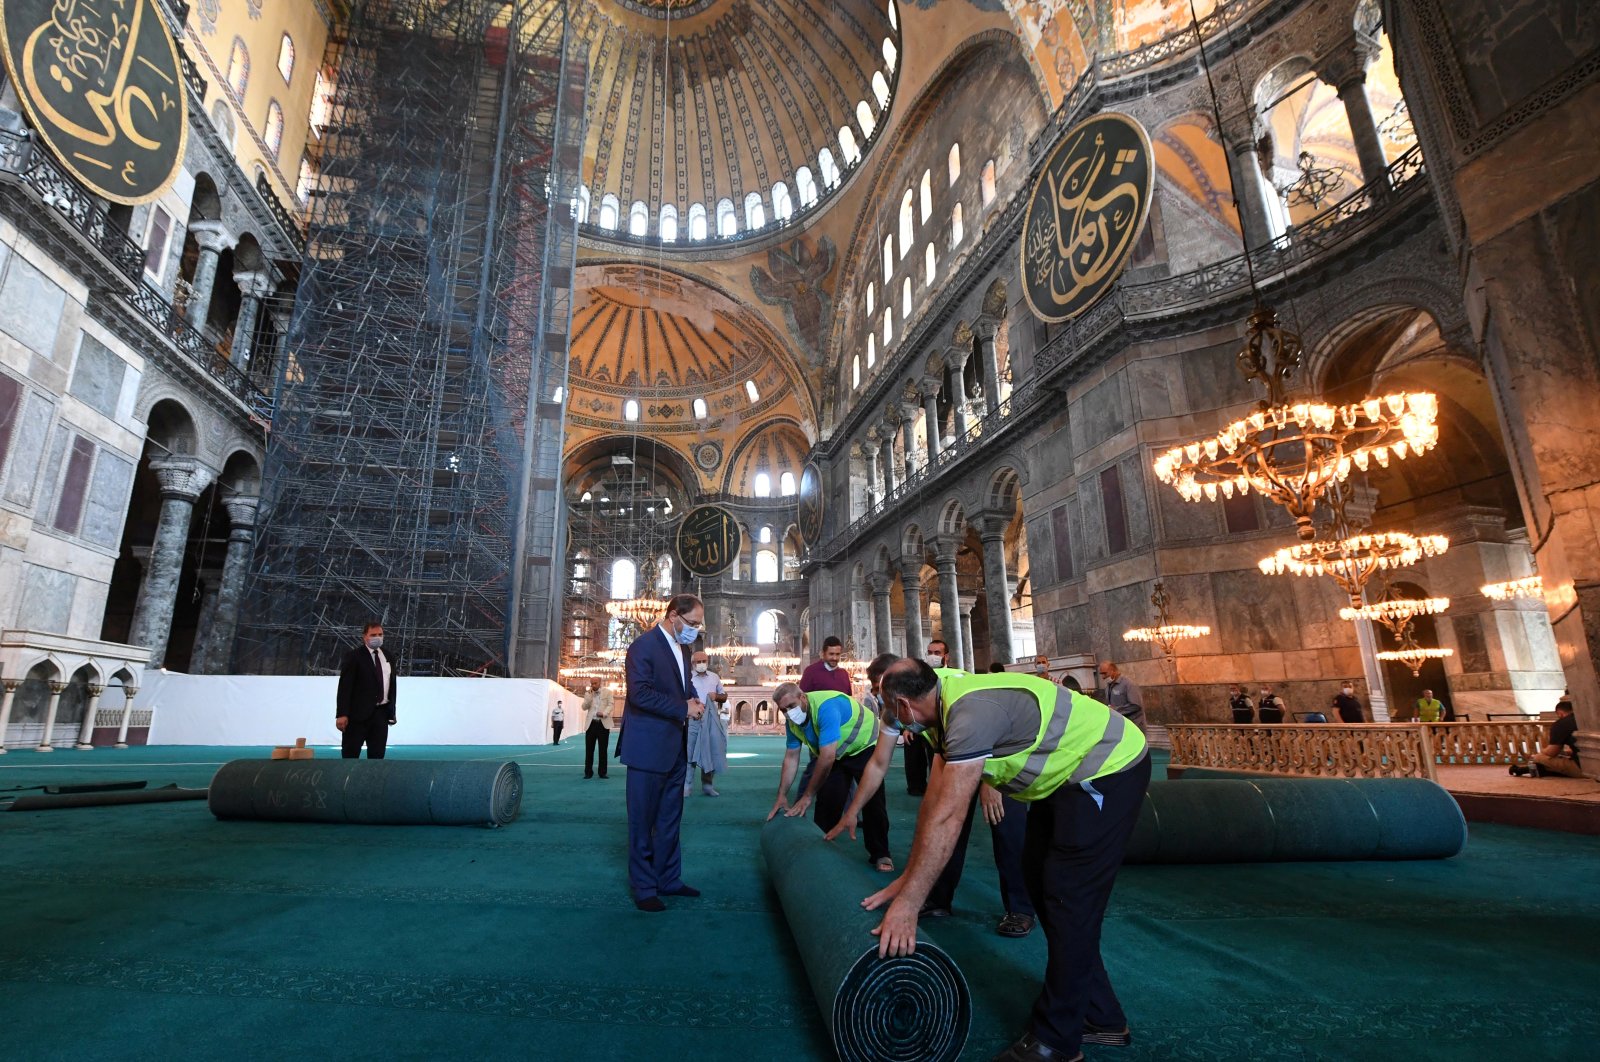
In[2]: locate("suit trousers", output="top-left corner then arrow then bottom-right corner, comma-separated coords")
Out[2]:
340,714 -> 389,759
552,722 -> 563,745
624,744 -> 688,900
1021,754 -> 1152,1055
813,748 -> 890,863
926,791 -> 1034,917
902,735 -> 930,794
584,721 -> 609,777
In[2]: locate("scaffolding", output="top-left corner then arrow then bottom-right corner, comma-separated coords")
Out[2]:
240,0 -> 586,677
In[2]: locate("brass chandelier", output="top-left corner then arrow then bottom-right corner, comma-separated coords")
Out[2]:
1481,575 -> 1542,601
1263,529 -> 1450,607
1375,619 -> 1454,677
1339,584 -> 1451,638
708,613 -> 761,660
1122,582 -> 1210,661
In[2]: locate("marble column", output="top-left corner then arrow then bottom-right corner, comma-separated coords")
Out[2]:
864,440 -> 881,507
266,306 -> 294,395
230,271 -> 273,370
0,678 -> 19,753
128,457 -> 214,669
1337,73 -> 1390,188
898,557 -> 925,660
899,404 -> 920,480
959,594 -> 977,673
184,220 -> 232,328
879,434 -> 898,494
115,685 -> 140,747
872,576 -> 894,657
74,683 -> 105,749
194,495 -> 259,675
977,329 -> 1001,414
933,536 -> 965,670
978,520 -> 1016,666
36,679 -> 66,751
1217,114 -> 1277,248
921,383 -> 942,463
947,351 -> 971,439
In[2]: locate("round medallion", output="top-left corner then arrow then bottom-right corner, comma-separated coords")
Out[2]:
0,0 -> 190,204
676,504 -> 741,579
694,441 -> 722,472
1019,112 -> 1153,323
797,462 -> 824,549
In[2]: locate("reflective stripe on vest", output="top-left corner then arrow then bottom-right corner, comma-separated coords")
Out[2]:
789,691 -> 877,758
939,673 -> 1146,801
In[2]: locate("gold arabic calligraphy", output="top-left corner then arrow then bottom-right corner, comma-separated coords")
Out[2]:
679,507 -> 740,577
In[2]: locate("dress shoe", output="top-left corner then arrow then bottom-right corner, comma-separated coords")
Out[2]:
919,903 -> 952,919
1082,1021 -> 1132,1046
583,772 -> 593,779
989,1033 -> 1082,1062
634,897 -> 666,913
662,883 -> 700,897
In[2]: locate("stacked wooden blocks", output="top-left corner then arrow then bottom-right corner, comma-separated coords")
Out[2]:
270,738 -> 315,760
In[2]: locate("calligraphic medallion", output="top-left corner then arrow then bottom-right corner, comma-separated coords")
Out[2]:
1019,111 -> 1152,323
796,462 -> 824,549
677,504 -> 741,579
0,0 -> 189,204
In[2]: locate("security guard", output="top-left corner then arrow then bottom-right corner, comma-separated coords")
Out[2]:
767,681 -> 891,870
865,659 -> 1151,1062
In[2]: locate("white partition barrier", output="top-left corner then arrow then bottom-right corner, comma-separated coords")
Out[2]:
143,672 -> 575,747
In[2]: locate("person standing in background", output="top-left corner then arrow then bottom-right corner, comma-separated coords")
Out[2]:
1229,685 -> 1255,723
1332,682 -> 1365,723
1096,660 -> 1147,733
336,622 -> 396,759
687,650 -> 729,797
582,681 -> 614,779
1258,686 -> 1286,723
551,700 -> 565,745
1414,689 -> 1443,722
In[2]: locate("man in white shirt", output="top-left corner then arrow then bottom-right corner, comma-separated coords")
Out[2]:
582,681 -> 614,779
687,650 -> 729,797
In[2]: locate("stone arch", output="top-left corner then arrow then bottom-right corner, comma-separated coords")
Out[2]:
1304,281 -> 1465,388
901,523 -> 924,559
219,450 -> 262,495
873,542 -> 894,577
938,497 -> 968,537
987,465 -> 1024,512
188,173 -> 223,222
145,398 -> 200,455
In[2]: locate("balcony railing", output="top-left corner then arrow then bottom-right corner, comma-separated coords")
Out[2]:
255,171 -> 307,240
0,127 -> 268,415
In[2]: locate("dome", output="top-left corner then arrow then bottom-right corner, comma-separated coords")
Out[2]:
573,0 -> 903,247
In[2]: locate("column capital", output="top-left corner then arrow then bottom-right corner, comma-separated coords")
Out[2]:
147,456 -> 214,500
48,680 -> 67,695
868,571 -> 894,597
932,535 -> 962,566
975,508 -> 1013,539
1315,32 -> 1381,95
897,554 -> 925,580
87,683 -> 105,697
898,400 -> 921,422
946,343 -> 970,370
224,495 -> 261,529
2,678 -> 20,692
186,218 -> 235,253
919,375 -> 943,399
233,270 -> 275,299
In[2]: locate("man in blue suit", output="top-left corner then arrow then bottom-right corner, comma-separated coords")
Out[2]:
619,592 -> 707,912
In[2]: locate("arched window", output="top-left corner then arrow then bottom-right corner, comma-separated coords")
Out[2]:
819,148 -> 839,188
693,397 -> 708,419
756,551 -> 778,583
839,126 -> 860,165
872,72 -> 890,110
628,200 -> 648,236
795,167 -> 816,207
948,143 -> 961,186
744,192 -> 766,229
264,101 -> 285,159
951,202 -> 964,246
924,242 -> 936,285
772,182 -> 792,222
296,155 -> 317,203
759,525 -> 774,544
575,185 -> 591,222
210,99 -> 235,150
717,197 -> 737,236
228,38 -> 250,97
855,100 -> 876,139
883,37 -> 898,72
552,385 -> 564,403
757,609 -> 781,642
898,188 -> 914,259
610,558 -> 637,600
745,380 -> 760,403
853,354 -> 861,388
883,309 -> 893,345
688,202 -> 708,240
623,399 -> 640,421
780,472 -> 797,496
902,277 -> 912,319
754,473 -> 772,498
659,204 -> 678,242
277,34 -> 296,83
920,169 -> 932,222
883,236 -> 893,283
310,69 -> 332,137
981,159 -> 997,205
598,193 -> 619,230
656,554 -> 674,596
866,282 -> 875,316
867,334 -> 876,367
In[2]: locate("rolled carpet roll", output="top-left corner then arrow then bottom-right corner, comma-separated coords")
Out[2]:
1127,777 -> 1466,862
761,814 -> 969,1062
208,759 -> 522,827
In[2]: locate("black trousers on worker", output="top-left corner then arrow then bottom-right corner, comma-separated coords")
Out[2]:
902,735 -> 930,795
584,721 -> 610,777
926,791 -> 1034,917
1021,754 -> 1152,1055
814,748 -> 890,862
552,722 -> 564,745
340,714 -> 389,759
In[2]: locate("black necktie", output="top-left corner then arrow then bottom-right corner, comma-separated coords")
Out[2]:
372,650 -> 383,692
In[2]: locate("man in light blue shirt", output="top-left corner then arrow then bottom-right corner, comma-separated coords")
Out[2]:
687,650 -> 729,797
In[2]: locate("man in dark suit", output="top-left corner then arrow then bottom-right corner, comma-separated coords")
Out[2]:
619,593 -> 705,912
336,621 -> 397,759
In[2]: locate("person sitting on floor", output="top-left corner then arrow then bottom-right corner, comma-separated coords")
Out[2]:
1510,700 -> 1583,778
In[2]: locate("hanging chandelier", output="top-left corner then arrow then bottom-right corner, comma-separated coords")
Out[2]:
1481,575 -> 1542,601
1375,620 -> 1454,677
605,596 -> 668,625
1121,582 -> 1210,660
754,653 -> 801,668
1338,585 -> 1450,638
595,647 -> 630,661
1153,307 -> 1441,540
709,613 -> 761,659
1261,530 -> 1449,607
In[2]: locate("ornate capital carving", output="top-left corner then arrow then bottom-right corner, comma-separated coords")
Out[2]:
897,554 -> 925,580
233,270 -> 275,300
224,495 -> 261,530
1316,33 -> 1379,96
187,218 -> 235,254
87,684 -> 105,698
48,680 -> 67,695
148,456 -> 215,501
2,678 -> 21,693
975,508 -> 1013,540
932,535 -> 962,565
946,343 -> 970,371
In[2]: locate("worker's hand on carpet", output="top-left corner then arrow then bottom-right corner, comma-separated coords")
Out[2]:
822,817 -> 857,842
870,898 -> 919,958
766,796 -> 790,821
335,716 -> 348,732
784,794 -> 812,818
979,785 -> 1004,826
860,875 -> 903,912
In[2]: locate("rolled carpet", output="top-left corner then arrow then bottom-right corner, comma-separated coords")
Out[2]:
761,814 -> 969,1062
208,759 -> 522,827
5,785 -> 207,812
1127,777 -> 1466,862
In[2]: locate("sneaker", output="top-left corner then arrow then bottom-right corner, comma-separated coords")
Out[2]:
702,785 -> 720,797
996,912 -> 1035,938
1082,1022 -> 1132,1047
1508,765 -> 1528,777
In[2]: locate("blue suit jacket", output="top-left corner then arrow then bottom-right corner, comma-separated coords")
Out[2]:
618,625 -> 692,774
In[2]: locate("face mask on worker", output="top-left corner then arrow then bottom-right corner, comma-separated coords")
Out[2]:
366,635 -> 383,649
1342,686 -> 1353,695
785,705 -> 807,727
674,617 -> 700,646
923,653 -> 944,667
896,700 -> 926,736
694,662 -> 708,674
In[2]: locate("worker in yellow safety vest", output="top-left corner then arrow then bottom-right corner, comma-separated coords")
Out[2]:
865,659 -> 1151,1062
767,682 -> 891,870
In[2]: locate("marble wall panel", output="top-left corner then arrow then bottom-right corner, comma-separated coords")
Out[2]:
0,258 -> 66,358
16,562 -> 73,633
1211,568 -> 1299,653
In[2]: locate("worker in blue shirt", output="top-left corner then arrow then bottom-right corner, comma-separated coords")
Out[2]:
767,680 -> 892,871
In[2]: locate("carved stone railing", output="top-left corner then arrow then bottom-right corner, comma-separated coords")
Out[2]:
1168,723 -> 1439,780
1423,721 -> 1546,766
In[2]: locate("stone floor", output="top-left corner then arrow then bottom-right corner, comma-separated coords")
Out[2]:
1437,764 -> 1600,802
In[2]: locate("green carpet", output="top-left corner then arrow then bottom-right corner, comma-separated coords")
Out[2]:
0,740 -> 1594,1060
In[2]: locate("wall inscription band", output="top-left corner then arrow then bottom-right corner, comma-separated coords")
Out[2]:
796,462 -> 824,549
677,504 -> 741,579
0,0 -> 188,203
1020,111 -> 1153,323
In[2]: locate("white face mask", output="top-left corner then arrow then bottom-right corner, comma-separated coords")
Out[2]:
694,663 -> 708,674
923,654 -> 944,667
366,635 -> 383,649
1342,687 -> 1354,695
785,706 -> 807,726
